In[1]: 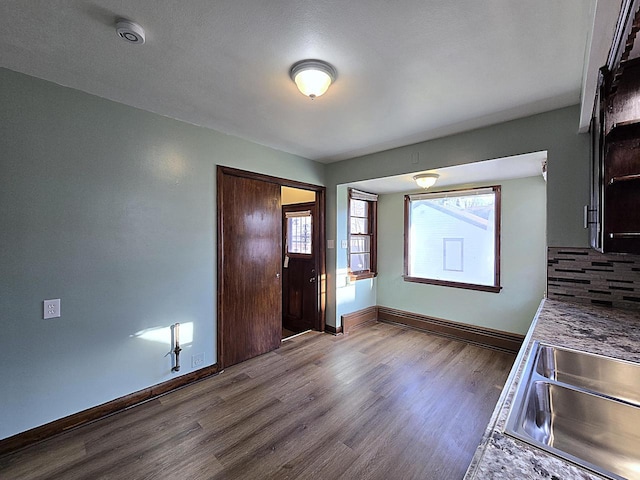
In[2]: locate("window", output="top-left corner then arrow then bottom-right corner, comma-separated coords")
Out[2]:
285,210 -> 312,255
404,185 -> 501,292
348,189 -> 378,280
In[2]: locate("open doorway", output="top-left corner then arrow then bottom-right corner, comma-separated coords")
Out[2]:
217,166 -> 325,368
281,187 -> 316,340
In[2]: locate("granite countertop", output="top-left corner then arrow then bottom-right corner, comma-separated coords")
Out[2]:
464,299 -> 640,480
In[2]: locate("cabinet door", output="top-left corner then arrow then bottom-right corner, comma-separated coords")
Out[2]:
602,61 -> 640,254
603,135 -> 640,254
589,71 -> 605,252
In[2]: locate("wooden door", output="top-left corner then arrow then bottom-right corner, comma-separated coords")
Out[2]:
282,202 -> 317,333
218,169 -> 282,368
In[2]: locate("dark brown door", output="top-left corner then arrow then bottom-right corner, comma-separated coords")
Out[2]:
218,169 -> 282,368
282,202 -> 317,333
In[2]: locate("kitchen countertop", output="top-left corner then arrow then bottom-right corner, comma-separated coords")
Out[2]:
464,299 -> 640,480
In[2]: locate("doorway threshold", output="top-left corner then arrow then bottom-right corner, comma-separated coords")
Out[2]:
282,329 -> 312,342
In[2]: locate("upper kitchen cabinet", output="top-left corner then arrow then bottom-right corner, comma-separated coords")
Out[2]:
590,0 -> 640,254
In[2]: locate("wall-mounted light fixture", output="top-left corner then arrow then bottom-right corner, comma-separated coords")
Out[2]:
414,173 -> 439,189
290,59 -> 337,99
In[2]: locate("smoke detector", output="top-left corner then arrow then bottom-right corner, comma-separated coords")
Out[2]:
115,19 -> 146,45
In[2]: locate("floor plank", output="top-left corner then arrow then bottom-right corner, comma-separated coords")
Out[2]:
0,322 -> 514,480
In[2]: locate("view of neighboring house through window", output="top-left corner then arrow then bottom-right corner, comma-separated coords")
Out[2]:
404,185 -> 501,292
286,210 -> 312,254
348,188 -> 378,279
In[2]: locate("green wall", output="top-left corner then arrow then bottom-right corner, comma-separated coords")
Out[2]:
0,68 -> 324,440
334,185 -> 378,324
377,176 -> 547,334
0,66 -> 591,440
325,105 -> 590,328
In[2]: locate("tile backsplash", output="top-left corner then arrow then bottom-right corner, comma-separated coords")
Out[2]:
548,247 -> 640,310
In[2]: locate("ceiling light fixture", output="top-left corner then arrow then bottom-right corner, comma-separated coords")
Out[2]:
290,59 -> 337,99
414,173 -> 440,189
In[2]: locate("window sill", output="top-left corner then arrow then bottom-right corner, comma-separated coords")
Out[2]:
402,276 -> 502,293
349,272 -> 377,281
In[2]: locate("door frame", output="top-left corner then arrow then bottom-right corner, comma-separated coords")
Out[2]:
217,166 -> 326,368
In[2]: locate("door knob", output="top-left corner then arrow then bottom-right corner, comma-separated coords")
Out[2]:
309,277 -> 316,283
276,273 -> 280,278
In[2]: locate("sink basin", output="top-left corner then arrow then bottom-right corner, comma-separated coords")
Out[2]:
505,342 -> 640,480
511,380 -> 640,480
535,344 -> 640,406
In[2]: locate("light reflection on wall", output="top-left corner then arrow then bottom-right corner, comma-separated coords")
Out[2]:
146,145 -> 187,183
131,322 -> 194,345
336,267 -> 356,301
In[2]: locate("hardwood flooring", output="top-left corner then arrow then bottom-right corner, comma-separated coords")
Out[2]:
0,322 -> 514,480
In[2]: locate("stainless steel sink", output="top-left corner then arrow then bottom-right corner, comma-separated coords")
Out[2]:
505,342 -> 640,480
535,343 -> 640,406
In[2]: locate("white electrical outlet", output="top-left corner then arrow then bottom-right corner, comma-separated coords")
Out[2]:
43,299 -> 60,319
192,352 -> 205,368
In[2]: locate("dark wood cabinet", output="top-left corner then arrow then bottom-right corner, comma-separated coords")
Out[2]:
589,1 -> 640,254
603,117 -> 640,254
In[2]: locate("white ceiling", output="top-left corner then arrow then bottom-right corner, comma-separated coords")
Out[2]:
348,151 -> 547,195
0,1 -> 599,162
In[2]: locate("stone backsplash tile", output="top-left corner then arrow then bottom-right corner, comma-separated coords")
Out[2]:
548,247 -> 640,310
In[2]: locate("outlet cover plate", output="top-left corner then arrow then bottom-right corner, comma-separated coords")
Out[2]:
44,299 -> 61,319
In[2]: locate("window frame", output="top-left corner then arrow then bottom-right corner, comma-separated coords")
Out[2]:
403,185 -> 502,293
283,203 -> 314,259
283,208 -> 314,258
348,188 -> 378,281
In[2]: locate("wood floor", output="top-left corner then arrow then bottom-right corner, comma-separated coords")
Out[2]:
0,322 -> 514,480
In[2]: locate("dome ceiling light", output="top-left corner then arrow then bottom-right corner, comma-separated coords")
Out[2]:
290,59 -> 337,99
414,173 -> 440,189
